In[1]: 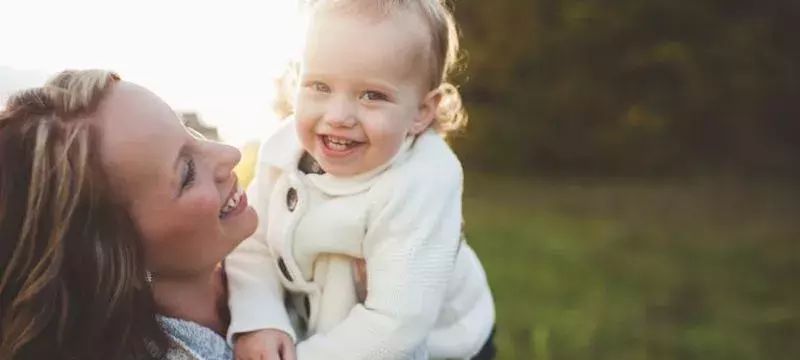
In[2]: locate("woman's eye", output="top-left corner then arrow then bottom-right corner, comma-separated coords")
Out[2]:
308,81 -> 330,93
360,90 -> 389,102
181,158 -> 196,191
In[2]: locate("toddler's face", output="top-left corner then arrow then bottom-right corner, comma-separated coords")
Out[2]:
295,8 -> 437,177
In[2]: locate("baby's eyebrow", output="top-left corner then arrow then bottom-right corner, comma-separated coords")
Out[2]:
300,72 -> 329,79
359,79 -> 399,92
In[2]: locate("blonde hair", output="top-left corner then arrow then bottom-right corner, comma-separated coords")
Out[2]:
306,0 -> 468,136
0,70 -> 166,359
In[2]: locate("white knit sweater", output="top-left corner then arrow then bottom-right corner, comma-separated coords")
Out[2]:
226,118 -> 494,359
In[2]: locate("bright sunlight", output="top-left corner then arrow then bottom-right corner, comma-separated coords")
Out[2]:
1,0 -> 304,145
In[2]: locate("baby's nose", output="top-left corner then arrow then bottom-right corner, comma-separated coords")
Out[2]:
323,97 -> 358,128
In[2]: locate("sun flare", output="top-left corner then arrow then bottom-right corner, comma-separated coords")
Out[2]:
1,0 -> 305,145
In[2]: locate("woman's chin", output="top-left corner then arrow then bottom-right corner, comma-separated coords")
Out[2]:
224,206 -> 258,245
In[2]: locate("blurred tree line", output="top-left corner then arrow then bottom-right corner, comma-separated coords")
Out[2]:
450,0 -> 800,176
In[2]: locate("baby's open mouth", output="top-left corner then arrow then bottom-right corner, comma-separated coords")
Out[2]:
321,135 -> 364,151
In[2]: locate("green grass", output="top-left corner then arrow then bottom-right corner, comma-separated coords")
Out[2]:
462,174 -> 799,360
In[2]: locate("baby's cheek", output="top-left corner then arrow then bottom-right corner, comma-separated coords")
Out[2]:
370,122 -> 406,149
294,98 -> 319,121
296,110 -> 320,131
295,118 -> 320,151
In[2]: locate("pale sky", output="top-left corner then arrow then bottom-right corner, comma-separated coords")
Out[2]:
1,0 -> 304,145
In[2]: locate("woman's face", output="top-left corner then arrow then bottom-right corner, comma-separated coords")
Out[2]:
95,82 -> 257,278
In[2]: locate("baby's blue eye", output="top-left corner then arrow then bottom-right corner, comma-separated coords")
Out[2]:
361,90 -> 388,101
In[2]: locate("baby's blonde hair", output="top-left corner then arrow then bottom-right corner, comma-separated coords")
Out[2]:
306,0 -> 467,136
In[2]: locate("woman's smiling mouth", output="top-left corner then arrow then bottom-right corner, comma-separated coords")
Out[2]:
219,181 -> 247,219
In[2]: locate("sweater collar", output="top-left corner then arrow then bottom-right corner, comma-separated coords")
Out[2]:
158,316 -> 232,360
258,117 -> 306,172
304,135 -> 413,196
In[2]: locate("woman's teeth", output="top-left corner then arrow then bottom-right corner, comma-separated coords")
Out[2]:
220,185 -> 243,218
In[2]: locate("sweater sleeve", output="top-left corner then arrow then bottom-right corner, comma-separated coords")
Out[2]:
297,158 -> 463,359
225,161 -> 296,345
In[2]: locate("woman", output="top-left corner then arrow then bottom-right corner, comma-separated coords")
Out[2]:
0,70 -> 293,359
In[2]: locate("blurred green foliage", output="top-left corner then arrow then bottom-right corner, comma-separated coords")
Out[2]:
450,0 -> 800,176
464,174 -> 799,359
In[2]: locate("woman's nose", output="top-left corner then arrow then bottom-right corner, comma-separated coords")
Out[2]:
210,142 -> 241,183
323,97 -> 357,128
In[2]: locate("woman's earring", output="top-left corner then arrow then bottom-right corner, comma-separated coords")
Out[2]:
145,270 -> 153,283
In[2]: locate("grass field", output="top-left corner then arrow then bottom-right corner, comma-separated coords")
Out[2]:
462,174 -> 799,359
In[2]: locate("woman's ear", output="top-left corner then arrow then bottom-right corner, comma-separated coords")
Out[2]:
410,87 -> 441,135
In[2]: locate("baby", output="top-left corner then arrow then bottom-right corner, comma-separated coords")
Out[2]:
226,1 -> 495,359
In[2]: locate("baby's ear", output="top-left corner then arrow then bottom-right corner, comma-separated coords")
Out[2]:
411,88 -> 441,135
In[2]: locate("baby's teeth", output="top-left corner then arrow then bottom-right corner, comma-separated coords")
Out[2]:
326,136 -> 353,146
325,138 -> 345,150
